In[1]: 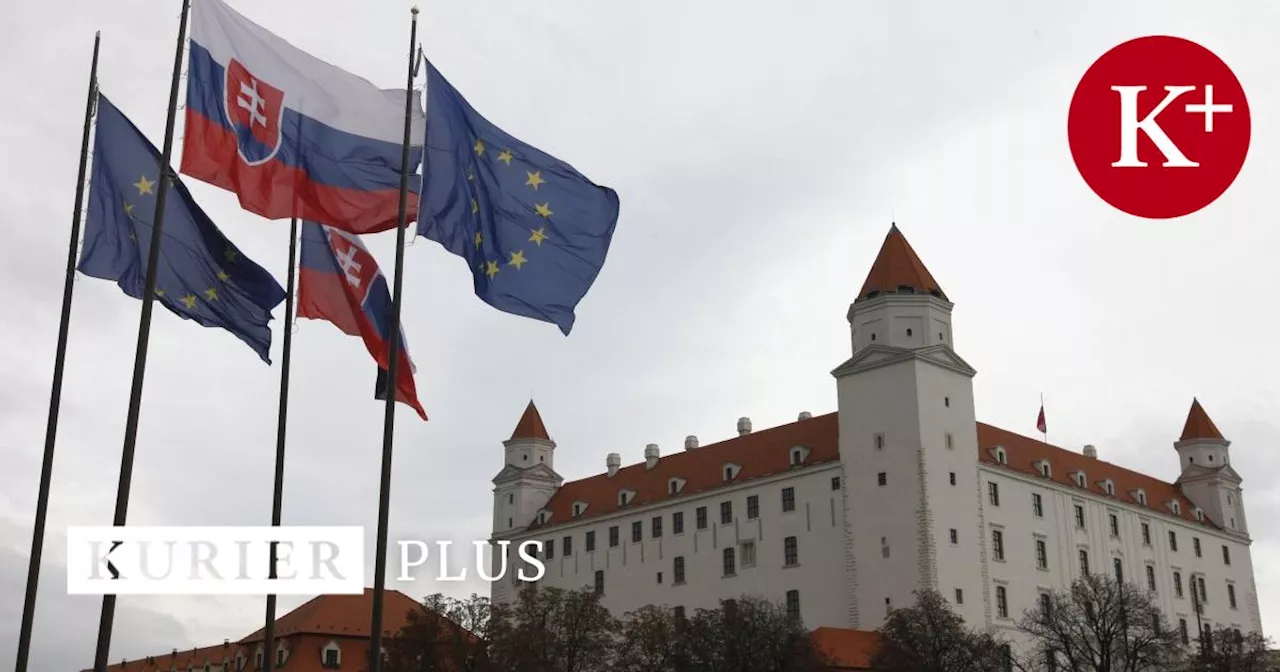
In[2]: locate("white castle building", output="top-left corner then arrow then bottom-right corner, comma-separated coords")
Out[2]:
488,224 -> 1261,654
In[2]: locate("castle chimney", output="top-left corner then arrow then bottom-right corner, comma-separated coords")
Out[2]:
1083,444 -> 1098,459
798,411 -> 812,421
606,453 -> 621,477
737,417 -> 752,436
644,443 -> 660,469
684,435 -> 699,450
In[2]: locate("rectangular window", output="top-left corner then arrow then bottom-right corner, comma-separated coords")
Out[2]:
991,530 -> 1004,561
652,516 -> 663,538
1075,505 -> 1086,529
1222,545 -> 1230,565
741,541 -> 756,567
878,472 -> 887,486
996,586 -> 1009,618
1174,571 -> 1184,598
782,487 -> 796,512
631,521 -> 642,543
674,556 -> 685,584
1194,538 -> 1202,557
696,507 -> 708,529
563,536 -> 572,556
950,472 -> 956,486
786,590 -> 800,620
723,547 -> 736,576
1146,565 -> 1156,591
831,476 -> 840,490
1036,539 -> 1048,569
955,588 -> 964,604
1169,530 -> 1178,552
1180,618 -> 1189,645
747,495 -> 759,520
609,526 -> 619,547
1142,522 -> 1151,545
1229,583 -> 1237,609
1032,493 -> 1043,517
673,511 -> 684,535
1079,549 -> 1090,577
546,539 -> 555,559
875,433 -> 884,449
1113,557 -> 1123,583
1110,513 -> 1119,537
950,529 -> 958,544
784,536 -> 799,566
1039,592 -> 1051,616
720,501 -> 732,525
988,482 -> 1000,507
675,606 -> 685,620
585,531 -> 596,552
594,570 -> 604,595
1198,576 -> 1207,603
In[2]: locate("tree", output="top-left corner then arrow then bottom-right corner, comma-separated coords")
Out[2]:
613,605 -> 687,672
487,585 -> 619,672
678,596 -> 830,672
1186,625 -> 1278,672
869,589 -> 1009,672
383,594 -> 494,672
1016,573 -> 1184,672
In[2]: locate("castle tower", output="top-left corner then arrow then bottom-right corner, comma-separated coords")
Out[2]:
1175,398 -> 1248,537
832,224 -> 987,629
492,401 -> 563,536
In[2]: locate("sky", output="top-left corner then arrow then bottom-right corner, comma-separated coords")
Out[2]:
2,0 -> 1280,668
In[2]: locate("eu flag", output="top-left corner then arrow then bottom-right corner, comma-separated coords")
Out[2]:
417,62 -> 620,335
79,94 -> 287,362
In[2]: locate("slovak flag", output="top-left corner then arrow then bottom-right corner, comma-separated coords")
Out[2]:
1036,403 -> 1047,435
297,221 -> 427,420
180,0 -> 424,235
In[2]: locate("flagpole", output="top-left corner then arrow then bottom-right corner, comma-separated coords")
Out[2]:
261,217 -> 299,672
92,1 -> 191,669
368,8 -> 419,671
13,31 -> 100,672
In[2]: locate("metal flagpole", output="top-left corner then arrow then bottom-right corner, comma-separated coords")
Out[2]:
261,217 -> 299,672
92,0 -> 192,668
14,30 -> 101,672
368,8 -> 420,671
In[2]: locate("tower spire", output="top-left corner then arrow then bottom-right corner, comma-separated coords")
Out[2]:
510,400 -> 550,441
1180,397 -> 1225,441
856,224 -> 947,302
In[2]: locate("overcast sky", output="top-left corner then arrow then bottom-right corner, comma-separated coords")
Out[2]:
3,0 -> 1280,668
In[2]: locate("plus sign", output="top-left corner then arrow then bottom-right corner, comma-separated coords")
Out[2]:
1184,85 -> 1233,133
334,244 -> 363,287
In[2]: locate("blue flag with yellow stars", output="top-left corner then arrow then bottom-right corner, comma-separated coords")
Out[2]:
78,94 -> 286,362
417,62 -> 620,335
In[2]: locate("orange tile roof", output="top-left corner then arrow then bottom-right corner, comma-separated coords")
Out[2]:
1180,398 -> 1225,441
811,627 -> 878,669
510,401 -> 551,441
239,588 -> 423,642
532,413 -> 840,529
91,643 -> 233,671
856,224 -> 947,302
534,411 -> 1217,531
977,424 -> 1215,528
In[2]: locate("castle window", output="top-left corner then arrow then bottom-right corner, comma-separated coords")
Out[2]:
1229,583 -> 1237,609
747,495 -> 760,519
1196,509 -> 1204,522
878,472 -> 887,487
950,529 -> 958,544
741,540 -> 756,567
537,511 -> 547,525
1147,564 -> 1157,591
723,547 -> 736,576
673,511 -> 684,534
572,502 -> 587,517
1228,494 -> 1234,505
996,586 -> 1009,619
1079,549 -> 1090,577
1194,537 -> 1202,557
674,556 -> 685,583
609,526 -> 619,547
720,501 -> 733,525
619,490 -> 636,506
995,448 -> 1007,464
784,536 -> 799,566
696,507 -> 708,529
790,445 -> 811,465
791,449 -> 802,465
1172,501 -> 1182,515
950,472 -> 956,486
955,588 -> 964,604
944,396 -> 950,407
1074,505 -> 1085,529
1141,522 -> 1151,545
1032,493 -> 1043,517
508,493 -> 513,504
586,531 -> 596,552
722,463 -> 741,481
946,433 -> 954,449
669,477 -> 686,495
594,570 -> 604,594
871,333 -> 877,341
781,487 -> 795,512
1076,473 -> 1087,488
874,433 -> 885,450
632,521 -> 642,543
906,328 -> 913,336
786,590 -> 801,620
988,482 -> 1000,507
831,476 -> 841,490
1209,454 -> 1215,462
1169,531 -> 1178,552
321,641 -> 341,668
1223,545 -> 1231,565
1136,490 -> 1147,506
1104,480 -> 1115,496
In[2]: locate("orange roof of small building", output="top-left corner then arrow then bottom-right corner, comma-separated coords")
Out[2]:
532,413 -> 839,528
534,410 -> 1217,531
811,627 -> 878,669
510,401 -> 551,441
91,643 -> 233,671
856,224 -> 947,302
1180,398 -> 1225,441
239,588 -> 423,642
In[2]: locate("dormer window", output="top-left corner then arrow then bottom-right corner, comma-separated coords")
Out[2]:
1102,480 -> 1115,497
1036,460 -> 1051,478
1135,489 -> 1147,506
1195,508 -> 1204,522
537,510 -> 549,525
321,640 -> 341,668
572,501 -> 588,517
1170,500 -> 1182,516
1072,472 -> 1086,489
668,477 -> 687,495
991,447 -> 1007,465
723,463 -> 742,481
619,489 -> 636,506
790,446 -> 811,466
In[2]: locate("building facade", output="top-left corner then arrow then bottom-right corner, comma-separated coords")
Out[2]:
489,225 -> 1263,657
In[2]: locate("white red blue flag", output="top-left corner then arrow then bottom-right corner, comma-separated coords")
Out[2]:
180,0 -> 424,235
297,221 -> 426,420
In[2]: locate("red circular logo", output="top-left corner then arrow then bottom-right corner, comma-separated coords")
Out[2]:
1068,36 -> 1250,219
